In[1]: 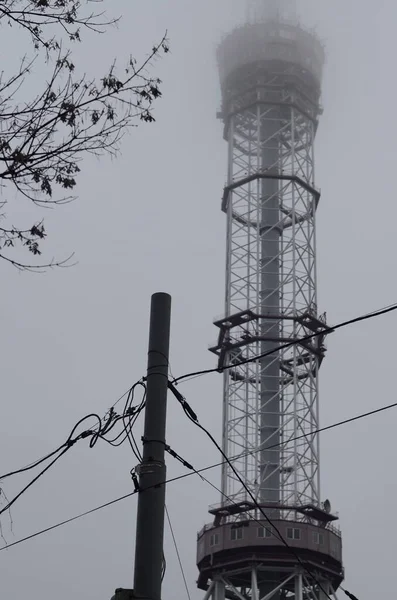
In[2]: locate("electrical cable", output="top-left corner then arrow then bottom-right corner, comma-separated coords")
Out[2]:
0,446 -> 71,517
1,300 -> 394,545
163,439 -> 336,597
170,385 -> 337,600
0,464 -> 214,553
95,417 -> 128,446
122,383 -> 147,461
0,384 -> 139,483
189,468 -> 340,599
2,396 -> 397,553
122,418 -> 142,459
0,381 -> 147,518
1,301 -> 395,538
103,409 -> 136,448
0,489 -> 139,552
340,586 -> 360,600
195,432 -> 334,599
0,443 -> 70,482
172,301 -> 397,385
168,380 -> 397,485
0,488 -> 13,534
165,505 -> 192,600
161,550 -> 166,582
208,399 -> 397,473
0,460 -> 237,553
66,413 -> 102,445
108,385 -> 139,411
117,384 -> 171,589
120,386 -> 168,585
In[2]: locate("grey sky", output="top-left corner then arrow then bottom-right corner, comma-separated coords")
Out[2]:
0,1 -> 395,598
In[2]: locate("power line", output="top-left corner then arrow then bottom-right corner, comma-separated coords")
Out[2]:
1,299 -> 390,586
341,588 -> 360,600
2,300 -> 395,537
0,384 -> 139,483
168,378 -> 397,486
219,399 -> 397,471
169,385 -> 338,600
2,397 -> 397,553
172,301 -> 397,385
0,446 -> 71,517
0,382 -> 147,518
0,384 -> 146,480
0,489 -> 138,552
165,505 -> 192,600
161,550 -> 166,583
0,470 -> 200,553
110,385 -> 139,411
196,444 -> 334,599
2,300 -> 395,500
0,443 -> 70,482
186,462 -> 339,599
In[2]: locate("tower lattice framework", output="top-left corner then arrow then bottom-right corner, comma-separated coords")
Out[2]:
217,33 -> 325,515
196,10 -> 345,600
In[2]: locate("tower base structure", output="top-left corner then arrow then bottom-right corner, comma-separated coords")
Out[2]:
197,509 -> 344,600
199,571 -> 339,600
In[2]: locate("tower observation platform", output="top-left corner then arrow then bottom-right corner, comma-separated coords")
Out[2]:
196,8 -> 344,600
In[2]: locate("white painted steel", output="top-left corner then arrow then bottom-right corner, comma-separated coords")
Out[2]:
202,571 -> 338,600
198,12 -> 342,600
221,79 -> 322,513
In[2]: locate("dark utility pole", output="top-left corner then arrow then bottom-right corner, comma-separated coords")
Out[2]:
112,292 -> 171,600
134,292 -> 171,599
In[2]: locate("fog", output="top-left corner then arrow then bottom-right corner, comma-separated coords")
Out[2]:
0,1 -> 395,599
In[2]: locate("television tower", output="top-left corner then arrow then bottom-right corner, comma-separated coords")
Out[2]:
196,1 -> 345,599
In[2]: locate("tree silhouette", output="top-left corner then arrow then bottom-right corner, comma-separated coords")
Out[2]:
0,0 -> 169,269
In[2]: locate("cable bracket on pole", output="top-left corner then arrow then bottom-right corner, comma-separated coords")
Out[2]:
130,468 -> 140,492
142,437 -> 194,471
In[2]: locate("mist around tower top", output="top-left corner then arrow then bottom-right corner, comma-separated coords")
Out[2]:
247,0 -> 298,24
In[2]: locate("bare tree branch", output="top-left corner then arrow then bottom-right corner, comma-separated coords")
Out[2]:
0,0 -> 169,269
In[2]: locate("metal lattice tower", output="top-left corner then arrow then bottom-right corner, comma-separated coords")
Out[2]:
196,2 -> 345,599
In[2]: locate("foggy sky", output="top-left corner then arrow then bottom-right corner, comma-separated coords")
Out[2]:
0,1 -> 395,599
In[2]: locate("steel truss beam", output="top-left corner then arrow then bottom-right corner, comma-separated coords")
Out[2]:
219,75 -> 324,513
202,569 -> 340,600
200,19 -> 342,600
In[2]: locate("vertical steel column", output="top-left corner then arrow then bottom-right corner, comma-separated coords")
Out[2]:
203,583 -> 215,600
252,568 -> 259,600
295,573 -> 303,600
214,580 -> 225,600
259,108 -> 281,506
221,116 -> 235,500
318,581 -> 332,600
